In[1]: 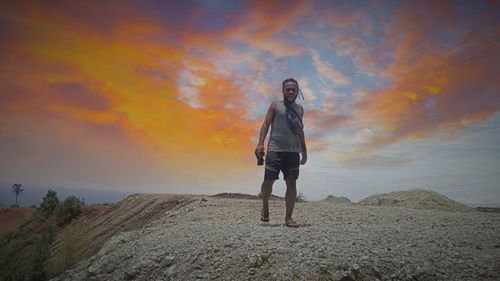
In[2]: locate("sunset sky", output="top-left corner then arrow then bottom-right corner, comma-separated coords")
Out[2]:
1,0 -> 499,206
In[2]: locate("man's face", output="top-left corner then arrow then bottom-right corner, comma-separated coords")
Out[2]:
283,82 -> 298,102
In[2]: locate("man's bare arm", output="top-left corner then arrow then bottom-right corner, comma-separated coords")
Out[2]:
257,102 -> 276,146
298,131 -> 307,153
298,105 -> 307,165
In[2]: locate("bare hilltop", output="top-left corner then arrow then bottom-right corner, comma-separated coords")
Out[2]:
41,189 -> 500,281
356,188 -> 473,211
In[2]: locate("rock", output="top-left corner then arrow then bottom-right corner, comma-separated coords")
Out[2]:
162,256 -> 175,267
260,253 -> 270,262
105,264 -> 116,274
195,273 -> 210,279
248,268 -> 256,275
123,253 -> 133,260
86,265 -> 98,277
246,254 -> 265,268
372,266 -> 382,278
352,263 -> 360,272
412,266 -> 426,278
338,271 -> 356,281
247,255 -> 257,268
256,256 -> 263,268
124,270 -> 138,280
318,263 -> 329,273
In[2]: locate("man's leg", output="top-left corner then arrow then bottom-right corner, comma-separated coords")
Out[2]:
261,179 -> 275,219
284,178 -> 297,222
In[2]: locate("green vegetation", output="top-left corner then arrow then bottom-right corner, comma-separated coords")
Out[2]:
34,190 -> 60,222
0,225 -> 57,281
54,196 -> 85,226
92,202 -> 114,206
0,190 -> 87,281
34,190 -> 84,225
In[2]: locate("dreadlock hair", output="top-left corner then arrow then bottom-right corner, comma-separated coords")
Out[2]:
282,78 -> 305,101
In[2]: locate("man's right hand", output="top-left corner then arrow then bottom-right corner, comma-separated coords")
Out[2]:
255,144 -> 265,157
255,144 -> 265,165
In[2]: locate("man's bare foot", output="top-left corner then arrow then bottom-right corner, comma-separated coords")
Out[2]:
260,206 -> 269,222
285,219 -> 299,228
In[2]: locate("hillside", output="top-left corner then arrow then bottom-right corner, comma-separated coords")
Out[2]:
51,194 -> 198,261
321,195 -> 353,205
49,193 -> 500,281
356,188 -> 473,211
0,207 -> 35,237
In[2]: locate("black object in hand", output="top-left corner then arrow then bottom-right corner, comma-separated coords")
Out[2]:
257,156 -> 264,166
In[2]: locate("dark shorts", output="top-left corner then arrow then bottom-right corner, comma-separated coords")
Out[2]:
264,151 -> 300,181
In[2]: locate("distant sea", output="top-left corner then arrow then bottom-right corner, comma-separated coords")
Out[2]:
0,183 -> 132,208
1,183 -> 499,209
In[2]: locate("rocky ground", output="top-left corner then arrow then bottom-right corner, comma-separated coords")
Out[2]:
52,196 -> 500,281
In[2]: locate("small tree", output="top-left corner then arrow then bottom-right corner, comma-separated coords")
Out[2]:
36,189 -> 60,221
54,196 -> 84,226
12,183 -> 23,206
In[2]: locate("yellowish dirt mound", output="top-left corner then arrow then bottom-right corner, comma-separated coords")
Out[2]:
357,188 -> 473,211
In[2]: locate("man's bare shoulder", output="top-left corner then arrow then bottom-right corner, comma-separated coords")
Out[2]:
269,100 -> 281,108
298,103 -> 304,116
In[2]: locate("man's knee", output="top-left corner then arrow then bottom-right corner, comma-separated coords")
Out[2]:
262,179 -> 275,188
285,178 -> 297,188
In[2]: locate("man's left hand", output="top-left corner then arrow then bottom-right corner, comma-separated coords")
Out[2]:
300,152 -> 307,165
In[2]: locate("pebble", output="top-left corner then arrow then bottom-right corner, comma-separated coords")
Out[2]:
162,256 -> 175,267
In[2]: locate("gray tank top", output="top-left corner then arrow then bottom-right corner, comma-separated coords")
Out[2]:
267,100 -> 303,153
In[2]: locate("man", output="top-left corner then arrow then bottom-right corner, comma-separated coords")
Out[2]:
255,78 -> 307,228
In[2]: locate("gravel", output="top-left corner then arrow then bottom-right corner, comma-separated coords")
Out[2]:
51,197 -> 500,281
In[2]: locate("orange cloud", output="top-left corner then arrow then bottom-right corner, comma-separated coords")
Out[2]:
351,1 -> 500,156
2,1 -> 497,181
0,2 -> 262,182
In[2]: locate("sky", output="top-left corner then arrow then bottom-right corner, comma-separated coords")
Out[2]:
1,0 -> 499,207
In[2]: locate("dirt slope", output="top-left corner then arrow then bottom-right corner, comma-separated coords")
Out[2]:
0,208 -> 35,237
51,193 -> 198,260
